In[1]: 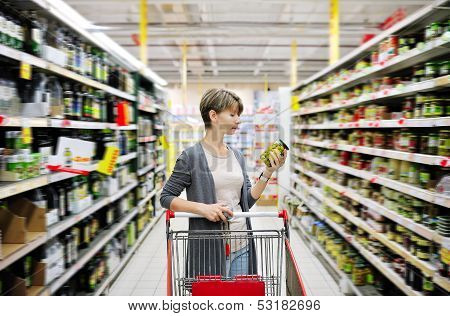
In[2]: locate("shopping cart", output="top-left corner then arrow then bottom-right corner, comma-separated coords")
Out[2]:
166,210 -> 306,296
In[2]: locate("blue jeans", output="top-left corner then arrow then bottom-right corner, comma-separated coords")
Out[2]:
226,246 -> 249,278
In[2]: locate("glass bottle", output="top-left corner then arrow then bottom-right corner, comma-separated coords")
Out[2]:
63,82 -> 73,120
65,32 -> 75,72
28,11 -> 44,56
84,44 -> 92,78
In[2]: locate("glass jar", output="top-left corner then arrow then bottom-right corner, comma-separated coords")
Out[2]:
438,129 -> 450,156
352,260 -> 367,286
428,133 -> 439,155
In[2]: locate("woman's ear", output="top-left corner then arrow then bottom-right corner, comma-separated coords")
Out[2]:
209,110 -> 217,123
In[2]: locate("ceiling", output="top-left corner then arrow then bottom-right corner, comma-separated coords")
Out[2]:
66,0 -> 432,85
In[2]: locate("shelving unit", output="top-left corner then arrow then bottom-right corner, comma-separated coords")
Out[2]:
0,0 -> 168,297
290,0 -> 450,296
0,44 -> 135,102
290,183 -> 423,296
94,209 -> 164,296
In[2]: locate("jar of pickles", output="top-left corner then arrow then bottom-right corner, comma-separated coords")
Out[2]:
352,259 -> 367,286
438,129 -> 450,156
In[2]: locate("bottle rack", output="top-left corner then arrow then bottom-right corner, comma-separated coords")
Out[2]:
290,1 -> 450,296
0,1 -> 167,296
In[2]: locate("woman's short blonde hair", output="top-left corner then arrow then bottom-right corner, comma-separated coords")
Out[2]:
199,88 -> 243,127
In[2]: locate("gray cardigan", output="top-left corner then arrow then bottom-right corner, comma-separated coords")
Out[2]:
161,142 -> 258,278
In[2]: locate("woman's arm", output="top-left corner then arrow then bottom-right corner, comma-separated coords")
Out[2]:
160,151 -> 232,222
250,149 -> 286,200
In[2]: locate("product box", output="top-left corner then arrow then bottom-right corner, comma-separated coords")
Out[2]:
103,177 -> 119,196
1,262 -> 49,296
72,195 -> 93,214
42,45 -> 67,68
50,137 -> 95,170
0,198 -> 47,260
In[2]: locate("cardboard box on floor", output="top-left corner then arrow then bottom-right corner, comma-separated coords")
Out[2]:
0,198 -> 47,260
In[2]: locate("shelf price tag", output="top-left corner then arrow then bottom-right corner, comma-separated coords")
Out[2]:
22,126 -> 32,144
20,61 -> 32,80
97,146 -> 119,176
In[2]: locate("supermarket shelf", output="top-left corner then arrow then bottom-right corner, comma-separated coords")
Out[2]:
294,153 -> 450,208
153,104 -> 168,112
138,136 -> 158,143
0,44 -> 136,102
290,185 -> 425,296
297,37 -> 450,101
291,174 -> 449,290
138,105 -> 158,114
110,124 -> 137,131
292,75 -> 450,117
49,119 -> 137,130
48,163 -> 99,184
0,116 -> 48,127
292,163 -> 448,247
0,176 -> 48,200
292,0 -> 449,91
137,163 -> 156,176
117,152 -> 137,165
0,233 -> 47,272
94,210 -> 164,295
48,207 -> 139,294
137,189 -> 157,209
155,164 -> 166,173
47,180 -> 138,240
295,139 -> 449,166
292,216 -> 377,296
292,116 -> 450,130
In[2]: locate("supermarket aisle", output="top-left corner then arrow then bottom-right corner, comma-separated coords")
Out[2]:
109,206 -> 342,296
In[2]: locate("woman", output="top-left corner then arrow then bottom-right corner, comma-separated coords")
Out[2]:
160,88 -> 286,279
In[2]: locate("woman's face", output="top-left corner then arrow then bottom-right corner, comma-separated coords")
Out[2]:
210,105 -> 241,135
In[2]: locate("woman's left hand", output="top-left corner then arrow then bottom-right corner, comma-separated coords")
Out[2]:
265,149 -> 287,174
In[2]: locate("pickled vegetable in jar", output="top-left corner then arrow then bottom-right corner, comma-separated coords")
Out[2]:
352,261 -> 367,286
438,130 -> 450,156
427,133 -> 439,155
430,99 -> 443,117
400,160 -> 411,183
408,163 -> 419,185
260,139 -> 289,167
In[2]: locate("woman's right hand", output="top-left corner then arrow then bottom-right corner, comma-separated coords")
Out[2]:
199,202 -> 234,222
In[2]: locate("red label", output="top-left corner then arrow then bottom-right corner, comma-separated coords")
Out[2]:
374,121 -> 380,128
352,147 -> 357,152
62,119 -> 71,127
383,90 -> 389,95
355,123 -> 360,127
368,122 -> 373,127
339,123 -> 344,127
0,115 -> 5,125
370,177 -> 378,183
398,118 -> 405,125
440,159 -> 449,167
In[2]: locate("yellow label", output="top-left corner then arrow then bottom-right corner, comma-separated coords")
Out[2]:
20,62 -> 32,80
97,146 -> 119,176
159,135 -> 169,150
329,0 -> 340,64
291,95 -> 300,111
139,0 -> 148,65
22,127 -> 32,144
